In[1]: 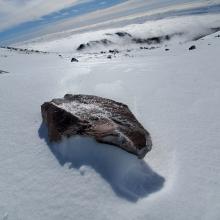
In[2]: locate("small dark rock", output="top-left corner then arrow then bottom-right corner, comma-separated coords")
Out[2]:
189,45 -> 196,50
71,57 -> 79,62
109,49 -> 119,54
107,55 -> 112,59
140,47 -> 148,50
165,48 -> 170,51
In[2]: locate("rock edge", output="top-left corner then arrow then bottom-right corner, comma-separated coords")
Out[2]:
41,94 -> 152,159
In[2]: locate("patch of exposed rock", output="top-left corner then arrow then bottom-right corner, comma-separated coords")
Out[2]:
1,46 -> 48,54
115,31 -> 132,37
189,45 -> 196,50
76,32 -> 184,52
71,57 -> 79,62
41,94 -> 152,158
77,39 -> 113,51
132,33 -> 183,45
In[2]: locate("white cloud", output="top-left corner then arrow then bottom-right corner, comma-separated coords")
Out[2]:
0,0 -> 89,31
26,0 -> 215,40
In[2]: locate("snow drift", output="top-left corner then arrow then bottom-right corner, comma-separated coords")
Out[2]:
39,124 -> 164,202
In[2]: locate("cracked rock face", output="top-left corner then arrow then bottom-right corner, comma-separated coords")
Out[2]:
41,94 -> 152,159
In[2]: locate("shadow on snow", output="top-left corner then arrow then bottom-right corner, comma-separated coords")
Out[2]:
39,122 -> 165,202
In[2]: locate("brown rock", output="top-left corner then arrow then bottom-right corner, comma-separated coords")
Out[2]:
41,94 -> 152,158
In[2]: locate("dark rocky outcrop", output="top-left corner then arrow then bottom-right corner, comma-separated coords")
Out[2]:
75,32 -> 184,52
115,32 -> 132,37
132,33 -> 183,45
133,35 -> 170,44
77,39 -> 113,51
105,32 -> 132,38
41,94 -> 152,158
1,46 -> 48,54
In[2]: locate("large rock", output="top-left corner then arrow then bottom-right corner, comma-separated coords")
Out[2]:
41,94 -> 152,158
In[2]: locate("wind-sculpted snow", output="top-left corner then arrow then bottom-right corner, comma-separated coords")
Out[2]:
39,125 -> 164,202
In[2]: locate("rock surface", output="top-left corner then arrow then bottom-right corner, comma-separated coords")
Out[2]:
71,57 -> 79,62
189,45 -> 196,50
41,94 -> 152,158
77,39 -> 112,51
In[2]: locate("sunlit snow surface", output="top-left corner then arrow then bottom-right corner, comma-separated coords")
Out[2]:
1,5 -> 220,220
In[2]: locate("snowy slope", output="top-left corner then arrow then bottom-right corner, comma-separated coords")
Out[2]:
1,27 -> 220,219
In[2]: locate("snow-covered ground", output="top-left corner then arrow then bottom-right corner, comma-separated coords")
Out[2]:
1,3 -> 220,220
